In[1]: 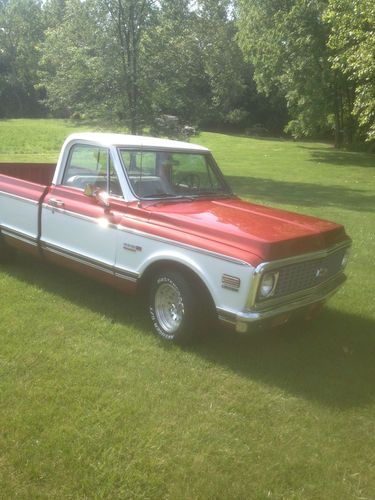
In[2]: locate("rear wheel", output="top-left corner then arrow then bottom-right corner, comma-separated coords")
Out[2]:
149,270 -> 201,343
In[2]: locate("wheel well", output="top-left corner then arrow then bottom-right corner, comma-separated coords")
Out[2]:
139,260 -> 216,312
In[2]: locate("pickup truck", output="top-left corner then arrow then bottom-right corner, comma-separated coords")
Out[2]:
0,132 -> 351,342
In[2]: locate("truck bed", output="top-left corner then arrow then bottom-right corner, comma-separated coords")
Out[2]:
0,163 -> 55,186
0,163 -> 55,258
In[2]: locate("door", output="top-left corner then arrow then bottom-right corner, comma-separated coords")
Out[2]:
41,143 -> 123,273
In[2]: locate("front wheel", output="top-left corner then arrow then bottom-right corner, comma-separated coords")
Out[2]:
149,270 -> 201,343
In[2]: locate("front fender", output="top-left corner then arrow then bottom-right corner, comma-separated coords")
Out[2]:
137,247 -> 254,312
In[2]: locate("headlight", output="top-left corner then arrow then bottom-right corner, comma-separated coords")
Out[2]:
341,248 -> 350,269
258,271 -> 278,298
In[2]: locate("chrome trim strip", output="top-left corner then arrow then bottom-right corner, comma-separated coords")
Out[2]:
0,190 -> 39,205
247,240 -> 351,307
42,244 -> 113,275
218,273 -> 346,327
114,271 -> 138,283
40,242 -> 139,282
252,272 -> 345,312
1,227 -> 38,246
258,240 -> 350,271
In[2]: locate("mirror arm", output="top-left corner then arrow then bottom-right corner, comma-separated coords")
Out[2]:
84,184 -> 111,208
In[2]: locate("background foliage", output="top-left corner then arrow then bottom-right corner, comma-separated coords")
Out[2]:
0,0 -> 374,145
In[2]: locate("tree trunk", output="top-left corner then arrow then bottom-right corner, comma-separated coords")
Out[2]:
333,74 -> 342,148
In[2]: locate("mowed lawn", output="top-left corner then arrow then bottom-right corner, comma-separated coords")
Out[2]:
0,119 -> 374,499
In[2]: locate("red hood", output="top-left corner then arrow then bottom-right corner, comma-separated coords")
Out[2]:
143,198 -> 348,264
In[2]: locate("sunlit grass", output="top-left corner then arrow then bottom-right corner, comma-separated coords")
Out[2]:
0,118 -> 126,162
0,120 -> 374,498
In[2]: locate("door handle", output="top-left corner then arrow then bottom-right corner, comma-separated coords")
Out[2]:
49,198 -> 65,208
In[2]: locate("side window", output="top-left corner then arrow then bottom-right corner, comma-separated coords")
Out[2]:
62,144 -> 122,197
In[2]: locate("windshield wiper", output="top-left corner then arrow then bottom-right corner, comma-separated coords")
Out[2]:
141,193 -> 174,199
141,192 -> 234,206
190,191 -> 234,199
141,194 -> 196,205
142,193 -> 194,200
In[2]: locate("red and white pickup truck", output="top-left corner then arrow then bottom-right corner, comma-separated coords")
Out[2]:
0,132 -> 350,342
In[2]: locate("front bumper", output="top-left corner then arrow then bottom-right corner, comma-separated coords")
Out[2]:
217,273 -> 346,333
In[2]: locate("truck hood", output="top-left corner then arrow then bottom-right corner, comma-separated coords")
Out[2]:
146,197 -> 348,263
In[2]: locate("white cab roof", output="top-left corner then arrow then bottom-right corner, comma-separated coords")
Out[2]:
65,132 -> 209,152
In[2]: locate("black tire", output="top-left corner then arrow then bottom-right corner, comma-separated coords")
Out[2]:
149,270 -> 201,343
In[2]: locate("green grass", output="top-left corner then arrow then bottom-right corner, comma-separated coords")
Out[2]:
0,118 -> 124,162
1,119 -> 375,499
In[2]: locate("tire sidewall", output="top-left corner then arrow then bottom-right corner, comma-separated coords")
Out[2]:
149,271 -> 196,343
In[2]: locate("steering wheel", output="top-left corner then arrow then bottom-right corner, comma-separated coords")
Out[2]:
177,173 -> 200,190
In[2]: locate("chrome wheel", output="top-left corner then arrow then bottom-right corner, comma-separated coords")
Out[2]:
149,270 -> 204,343
154,282 -> 185,334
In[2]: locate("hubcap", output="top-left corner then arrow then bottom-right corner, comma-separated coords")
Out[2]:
154,282 -> 184,334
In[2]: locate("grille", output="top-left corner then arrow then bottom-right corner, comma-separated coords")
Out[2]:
272,247 -> 346,298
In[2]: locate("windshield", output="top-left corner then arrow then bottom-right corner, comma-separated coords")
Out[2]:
118,149 -> 232,199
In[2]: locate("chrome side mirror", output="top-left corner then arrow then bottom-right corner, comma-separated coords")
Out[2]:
84,184 -> 110,208
96,190 -> 110,208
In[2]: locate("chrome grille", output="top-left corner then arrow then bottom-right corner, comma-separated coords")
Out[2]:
273,247 -> 346,298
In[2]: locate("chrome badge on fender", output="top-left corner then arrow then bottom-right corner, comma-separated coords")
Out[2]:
123,243 -> 142,252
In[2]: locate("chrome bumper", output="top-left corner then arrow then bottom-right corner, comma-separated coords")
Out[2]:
217,273 -> 346,333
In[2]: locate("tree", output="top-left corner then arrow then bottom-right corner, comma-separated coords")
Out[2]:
193,0 -> 250,127
0,0 -> 45,117
40,0 -> 114,118
103,0 -> 156,133
40,0 -> 284,134
143,0 -> 211,124
236,0 -> 353,145
145,0 -> 257,129
41,0 -> 155,132
326,0 -> 375,142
